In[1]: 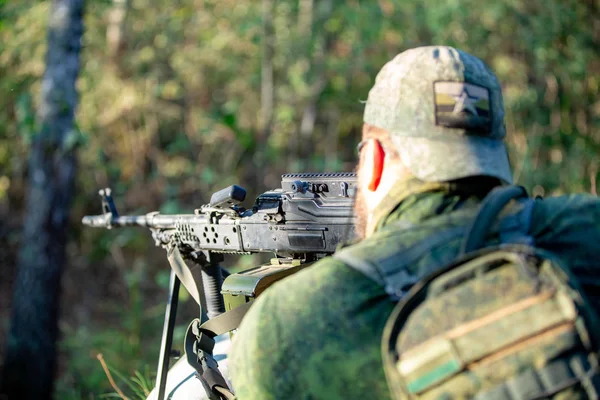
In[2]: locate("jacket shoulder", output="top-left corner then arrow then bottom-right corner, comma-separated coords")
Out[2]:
532,194 -> 600,234
530,194 -> 599,270
230,255 -> 393,399
334,216 -> 469,294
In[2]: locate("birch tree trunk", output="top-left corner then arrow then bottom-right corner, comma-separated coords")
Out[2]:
0,0 -> 84,397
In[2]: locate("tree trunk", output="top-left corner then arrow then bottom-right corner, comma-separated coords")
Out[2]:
297,0 -> 333,164
298,0 -> 313,37
254,0 -> 275,188
106,0 -> 131,66
0,0 -> 84,398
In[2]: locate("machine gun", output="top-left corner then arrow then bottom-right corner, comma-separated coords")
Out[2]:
82,173 -> 357,400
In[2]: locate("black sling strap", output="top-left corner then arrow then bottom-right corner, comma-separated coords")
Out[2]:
460,185 -> 529,255
184,302 -> 253,400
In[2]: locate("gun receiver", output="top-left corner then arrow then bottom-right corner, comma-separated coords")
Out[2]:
83,172 -> 357,257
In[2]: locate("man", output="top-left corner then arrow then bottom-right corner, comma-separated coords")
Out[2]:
229,46 -> 600,399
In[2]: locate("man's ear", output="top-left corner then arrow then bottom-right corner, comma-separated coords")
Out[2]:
364,140 -> 385,192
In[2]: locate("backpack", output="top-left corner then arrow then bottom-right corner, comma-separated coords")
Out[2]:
340,186 -> 600,399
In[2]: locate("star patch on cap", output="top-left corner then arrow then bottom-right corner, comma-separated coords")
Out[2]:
433,81 -> 492,133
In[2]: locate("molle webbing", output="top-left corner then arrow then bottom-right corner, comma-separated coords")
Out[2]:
473,353 -> 600,400
384,246 -> 600,400
396,277 -> 583,396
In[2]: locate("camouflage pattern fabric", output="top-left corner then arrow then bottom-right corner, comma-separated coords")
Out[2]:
384,246 -> 600,399
229,185 -> 600,400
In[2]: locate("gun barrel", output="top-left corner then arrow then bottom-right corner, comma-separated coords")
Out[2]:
82,214 -> 155,228
81,213 -> 210,229
80,214 -> 168,228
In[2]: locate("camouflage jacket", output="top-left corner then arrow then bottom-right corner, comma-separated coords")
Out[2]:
229,183 -> 600,400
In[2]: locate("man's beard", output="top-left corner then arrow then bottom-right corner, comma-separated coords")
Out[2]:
353,167 -> 368,240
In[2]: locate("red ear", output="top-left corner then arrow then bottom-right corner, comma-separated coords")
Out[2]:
368,140 -> 384,191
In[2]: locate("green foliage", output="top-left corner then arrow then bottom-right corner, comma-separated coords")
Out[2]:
96,364 -> 154,400
56,259 -> 164,397
3,0 -> 597,199
0,0 -> 598,397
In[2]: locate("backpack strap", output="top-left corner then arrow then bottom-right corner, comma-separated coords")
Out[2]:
460,185 -> 532,255
334,225 -> 463,291
336,186 -> 536,298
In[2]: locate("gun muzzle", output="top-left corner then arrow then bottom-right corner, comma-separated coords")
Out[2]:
81,214 -> 112,228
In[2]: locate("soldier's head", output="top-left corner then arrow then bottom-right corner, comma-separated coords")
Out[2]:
355,46 -> 511,238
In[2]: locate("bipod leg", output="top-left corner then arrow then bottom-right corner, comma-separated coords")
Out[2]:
156,269 -> 180,400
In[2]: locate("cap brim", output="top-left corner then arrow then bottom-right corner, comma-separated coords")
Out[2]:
393,135 -> 513,184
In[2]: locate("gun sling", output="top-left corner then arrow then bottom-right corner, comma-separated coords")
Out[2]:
199,301 -> 253,338
182,302 -> 253,400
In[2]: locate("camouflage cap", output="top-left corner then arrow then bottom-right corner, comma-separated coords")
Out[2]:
364,46 -> 512,184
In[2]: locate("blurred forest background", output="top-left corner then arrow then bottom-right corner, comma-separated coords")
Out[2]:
0,0 -> 599,398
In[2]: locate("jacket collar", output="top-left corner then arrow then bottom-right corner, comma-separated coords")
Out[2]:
369,179 -> 496,236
